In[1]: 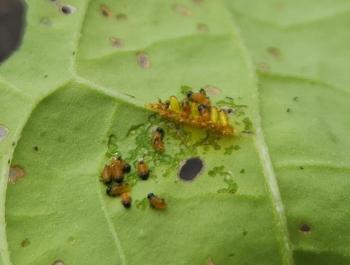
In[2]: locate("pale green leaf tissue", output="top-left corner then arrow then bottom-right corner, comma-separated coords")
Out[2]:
1,1 -> 349,265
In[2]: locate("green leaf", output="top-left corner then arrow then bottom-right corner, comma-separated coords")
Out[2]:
0,1 -> 349,265
226,1 -> 350,264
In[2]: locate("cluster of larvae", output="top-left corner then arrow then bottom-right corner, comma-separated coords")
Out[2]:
147,89 -> 234,136
100,127 -> 167,210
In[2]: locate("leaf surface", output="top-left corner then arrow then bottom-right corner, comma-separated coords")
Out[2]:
0,1 -> 348,265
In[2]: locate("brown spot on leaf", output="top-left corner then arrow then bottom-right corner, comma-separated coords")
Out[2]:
21,238 -> 30,247
136,52 -> 151,69
9,165 -> 25,184
204,85 -> 221,96
100,4 -> 112,17
110,37 -> 124,48
257,62 -> 270,72
116,13 -> 127,20
173,3 -> 192,16
197,23 -> 209,33
300,223 -> 311,234
267,46 -> 281,59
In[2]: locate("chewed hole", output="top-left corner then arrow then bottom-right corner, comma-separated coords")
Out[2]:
52,260 -> 65,265
0,125 -> 9,141
8,165 -> 25,184
61,5 -> 76,15
299,223 -> 311,234
179,157 -> 204,181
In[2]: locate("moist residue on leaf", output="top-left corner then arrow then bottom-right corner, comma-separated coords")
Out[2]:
217,175 -> 238,194
179,157 -> 204,181
136,52 -> 151,69
0,124 -> 9,141
8,165 -> 25,184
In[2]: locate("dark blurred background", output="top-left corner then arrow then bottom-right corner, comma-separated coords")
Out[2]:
0,0 -> 25,63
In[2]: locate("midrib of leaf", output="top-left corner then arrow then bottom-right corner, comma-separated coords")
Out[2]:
226,11 -> 294,265
94,106 -> 127,265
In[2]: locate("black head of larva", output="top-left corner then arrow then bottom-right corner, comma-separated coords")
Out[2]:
147,193 -> 155,199
198,104 -> 207,112
140,172 -> 149,180
106,185 -> 113,196
199,88 -> 206,95
164,100 -> 170,108
123,163 -> 131,173
156,127 -> 165,137
186,91 -> 193,98
122,200 -> 131,208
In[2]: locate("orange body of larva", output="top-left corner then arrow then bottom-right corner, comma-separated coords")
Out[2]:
101,164 -> 112,184
152,136 -> 165,153
106,183 -> 130,197
121,192 -> 132,208
137,161 -> 150,180
191,93 -> 210,106
148,193 -> 167,209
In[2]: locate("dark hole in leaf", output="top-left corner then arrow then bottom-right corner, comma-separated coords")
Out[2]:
0,0 -> 26,63
61,5 -> 72,14
299,223 -> 311,234
179,157 -> 204,181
